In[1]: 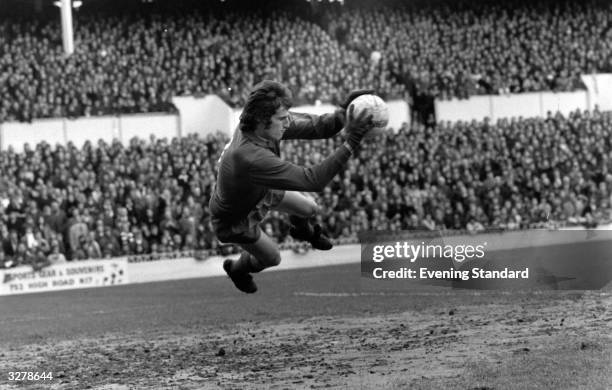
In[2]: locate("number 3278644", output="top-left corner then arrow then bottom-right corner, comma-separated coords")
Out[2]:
8,372 -> 53,381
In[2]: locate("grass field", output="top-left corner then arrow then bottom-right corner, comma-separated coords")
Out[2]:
0,258 -> 611,389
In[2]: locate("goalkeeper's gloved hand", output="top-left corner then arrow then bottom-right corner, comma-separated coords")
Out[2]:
344,105 -> 374,152
340,89 -> 376,110
334,89 -> 376,129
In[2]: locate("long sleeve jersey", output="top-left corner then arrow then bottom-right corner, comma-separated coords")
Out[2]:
209,111 -> 352,222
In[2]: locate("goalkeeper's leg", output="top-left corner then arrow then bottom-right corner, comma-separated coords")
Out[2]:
274,191 -> 333,250
224,230 -> 281,294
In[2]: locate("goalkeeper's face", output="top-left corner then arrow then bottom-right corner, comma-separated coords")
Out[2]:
256,107 -> 290,141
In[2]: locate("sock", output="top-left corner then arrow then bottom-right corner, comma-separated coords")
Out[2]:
289,215 -> 314,238
232,252 -> 266,274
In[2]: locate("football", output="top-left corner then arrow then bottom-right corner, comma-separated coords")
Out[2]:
348,94 -> 389,132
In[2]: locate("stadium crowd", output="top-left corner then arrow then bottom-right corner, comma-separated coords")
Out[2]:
328,0 -> 612,100
1,109 -> 611,268
0,10 -> 401,123
1,0 -> 611,122
1,0 -> 611,267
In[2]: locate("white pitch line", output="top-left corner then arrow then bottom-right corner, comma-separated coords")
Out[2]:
293,291 -> 487,297
293,290 -> 607,297
0,304 -> 165,324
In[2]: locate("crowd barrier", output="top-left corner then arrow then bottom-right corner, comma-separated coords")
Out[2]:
435,91 -> 589,122
581,73 -> 612,111
0,113 -> 179,151
172,95 -> 234,138
0,97 -> 409,150
435,73 -> 612,122
2,224 -> 610,296
1,74 -> 610,150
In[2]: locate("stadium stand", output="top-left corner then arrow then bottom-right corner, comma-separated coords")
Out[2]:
1,0 -> 611,121
1,0 -> 611,267
1,109 -> 611,267
328,0 -> 612,100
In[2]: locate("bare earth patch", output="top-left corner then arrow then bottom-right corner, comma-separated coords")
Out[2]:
1,290 -> 610,390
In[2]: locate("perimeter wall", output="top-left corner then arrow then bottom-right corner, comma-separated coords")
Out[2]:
1,73 -> 609,150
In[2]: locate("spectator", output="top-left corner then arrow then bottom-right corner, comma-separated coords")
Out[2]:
47,240 -> 67,264
466,218 -> 485,234
68,211 -> 89,258
3,231 -> 20,259
48,247 -> 67,264
84,232 -> 103,259
422,214 -> 436,231
72,237 -> 89,260
0,250 -> 8,268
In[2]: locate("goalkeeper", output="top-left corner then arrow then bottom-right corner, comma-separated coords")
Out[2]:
209,80 -> 374,293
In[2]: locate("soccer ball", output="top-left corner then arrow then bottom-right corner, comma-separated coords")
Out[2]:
348,94 -> 389,133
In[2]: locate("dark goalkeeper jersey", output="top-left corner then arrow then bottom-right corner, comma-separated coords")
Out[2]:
209,111 -> 352,222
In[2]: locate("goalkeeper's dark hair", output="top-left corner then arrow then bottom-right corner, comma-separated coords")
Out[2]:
240,80 -> 293,132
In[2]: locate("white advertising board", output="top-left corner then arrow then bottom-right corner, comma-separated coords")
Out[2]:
0,259 -> 128,296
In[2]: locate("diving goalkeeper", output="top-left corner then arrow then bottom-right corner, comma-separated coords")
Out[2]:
209,80 -> 374,293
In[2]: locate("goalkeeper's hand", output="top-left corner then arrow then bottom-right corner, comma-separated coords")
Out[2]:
335,89 -> 376,129
344,105 -> 374,151
340,89 -> 376,110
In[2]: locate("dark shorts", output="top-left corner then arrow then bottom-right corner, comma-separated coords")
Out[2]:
212,189 -> 285,244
